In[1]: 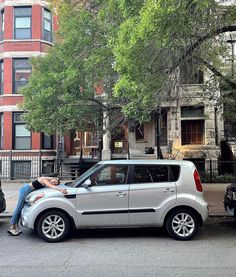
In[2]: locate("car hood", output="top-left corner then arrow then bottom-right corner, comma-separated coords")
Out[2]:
26,184 -> 77,199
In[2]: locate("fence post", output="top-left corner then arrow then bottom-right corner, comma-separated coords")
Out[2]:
9,150 -> 12,180
210,159 -> 213,182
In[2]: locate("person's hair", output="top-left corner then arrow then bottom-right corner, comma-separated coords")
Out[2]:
55,178 -> 60,184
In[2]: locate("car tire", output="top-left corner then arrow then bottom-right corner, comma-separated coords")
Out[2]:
37,210 -> 70,243
166,209 -> 199,241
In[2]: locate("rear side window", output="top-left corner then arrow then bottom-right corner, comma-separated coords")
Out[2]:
133,165 -> 180,183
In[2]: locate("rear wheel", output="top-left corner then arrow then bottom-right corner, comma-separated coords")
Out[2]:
166,209 -> 199,240
37,210 -> 70,243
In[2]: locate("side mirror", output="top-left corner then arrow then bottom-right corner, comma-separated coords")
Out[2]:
83,178 -> 92,188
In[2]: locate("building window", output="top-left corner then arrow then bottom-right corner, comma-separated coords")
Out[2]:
43,8 -> 52,42
14,7 -> 32,39
181,120 -> 204,145
0,113 -> 3,149
0,9 -> 4,41
160,111 -> 168,146
13,58 -> 32,93
135,123 -> 145,141
42,160 -> 55,175
13,112 -> 31,150
181,106 -> 205,145
0,60 -> 3,94
42,133 -> 54,149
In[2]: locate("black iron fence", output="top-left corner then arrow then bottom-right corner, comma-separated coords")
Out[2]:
0,150 -> 57,180
0,150 -> 236,183
192,159 -> 236,183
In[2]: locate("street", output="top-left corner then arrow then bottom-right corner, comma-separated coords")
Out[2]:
1,217 -> 236,277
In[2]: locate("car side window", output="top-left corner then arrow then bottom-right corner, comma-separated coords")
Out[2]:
134,165 -> 180,183
90,165 -> 128,186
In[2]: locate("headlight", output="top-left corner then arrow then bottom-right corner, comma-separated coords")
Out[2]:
27,192 -> 45,206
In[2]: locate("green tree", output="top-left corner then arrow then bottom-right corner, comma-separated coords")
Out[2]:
21,1 -> 123,135
113,0 -> 236,121
21,0 -> 236,135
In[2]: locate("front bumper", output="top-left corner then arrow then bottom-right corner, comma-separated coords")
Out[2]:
21,205 -> 37,230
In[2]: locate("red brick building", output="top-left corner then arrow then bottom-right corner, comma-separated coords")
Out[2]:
0,0 -> 57,179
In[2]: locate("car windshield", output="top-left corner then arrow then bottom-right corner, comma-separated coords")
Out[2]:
67,163 -> 102,187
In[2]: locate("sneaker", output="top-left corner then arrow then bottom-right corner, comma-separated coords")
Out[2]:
16,226 -> 22,234
7,228 -> 21,236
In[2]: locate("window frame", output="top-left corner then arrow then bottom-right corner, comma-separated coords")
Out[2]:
0,9 -> 4,41
181,119 -> 205,145
0,113 -> 3,149
14,6 -> 32,40
88,164 -> 129,186
13,58 -> 32,94
135,123 -> 145,141
12,112 -> 31,150
132,164 -> 180,184
42,8 -> 52,42
0,60 -> 3,95
41,133 -> 54,149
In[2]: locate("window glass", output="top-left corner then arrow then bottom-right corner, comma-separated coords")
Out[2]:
15,125 -> 30,136
14,7 -> 31,39
135,123 -> 144,140
14,7 -> 31,16
181,120 -> 204,145
0,9 -> 4,41
44,20 -> 51,31
42,133 -> 54,149
43,8 -> 52,42
44,9 -> 51,20
13,112 -> 31,149
181,106 -> 204,118
90,165 -> 128,186
134,165 -> 180,183
0,61 -> 3,94
0,113 -> 3,149
15,17 -> 30,28
13,59 -> 32,93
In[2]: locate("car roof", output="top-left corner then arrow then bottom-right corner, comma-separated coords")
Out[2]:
98,159 -> 193,166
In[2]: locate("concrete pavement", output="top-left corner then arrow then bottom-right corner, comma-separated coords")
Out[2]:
0,181 -> 230,218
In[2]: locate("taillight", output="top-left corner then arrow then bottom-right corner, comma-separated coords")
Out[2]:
193,169 -> 202,192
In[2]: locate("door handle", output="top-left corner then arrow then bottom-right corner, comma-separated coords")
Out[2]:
163,188 -> 175,193
116,192 -> 127,197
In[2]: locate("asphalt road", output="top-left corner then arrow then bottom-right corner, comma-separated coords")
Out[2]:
1,217 -> 236,277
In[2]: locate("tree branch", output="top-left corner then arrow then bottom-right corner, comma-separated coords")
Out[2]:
198,57 -> 236,90
170,25 -> 236,73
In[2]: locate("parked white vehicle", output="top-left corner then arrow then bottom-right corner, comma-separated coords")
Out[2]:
21,160 -> 208,242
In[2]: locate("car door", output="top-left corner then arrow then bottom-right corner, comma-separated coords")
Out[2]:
128,164 -> 178,225
76,164 -> 129,227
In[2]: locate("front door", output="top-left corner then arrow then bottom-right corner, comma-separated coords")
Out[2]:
128,164 -> 177,225
76,164 -> 129,227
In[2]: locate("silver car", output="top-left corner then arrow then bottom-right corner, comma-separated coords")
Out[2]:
21,160 -> 208,242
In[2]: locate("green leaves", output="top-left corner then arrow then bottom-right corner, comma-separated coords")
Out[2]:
21,0 -> 236,134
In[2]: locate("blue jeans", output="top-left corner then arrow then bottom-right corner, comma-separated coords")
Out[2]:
10,184 -> 34,225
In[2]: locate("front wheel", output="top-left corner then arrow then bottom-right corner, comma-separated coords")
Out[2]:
166,209 -> 199,241
37,210 -> 70,243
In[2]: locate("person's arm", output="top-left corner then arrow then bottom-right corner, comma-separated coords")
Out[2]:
37,177 -> 67,194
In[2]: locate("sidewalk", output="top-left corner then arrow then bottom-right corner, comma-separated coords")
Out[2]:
0,182 -> 230,218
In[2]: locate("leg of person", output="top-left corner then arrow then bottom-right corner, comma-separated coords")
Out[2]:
8,184 -> 33,236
